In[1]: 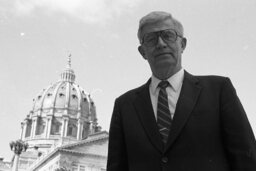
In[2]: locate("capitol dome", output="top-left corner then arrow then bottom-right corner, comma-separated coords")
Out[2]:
20,56 -> 101,151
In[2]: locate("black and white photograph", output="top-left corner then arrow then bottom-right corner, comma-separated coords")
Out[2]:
0,0 -> 256,170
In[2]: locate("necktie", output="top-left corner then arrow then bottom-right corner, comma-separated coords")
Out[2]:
157,81 -> 172,144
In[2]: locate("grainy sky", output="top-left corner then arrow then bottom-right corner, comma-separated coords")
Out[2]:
0,0 -> 256,161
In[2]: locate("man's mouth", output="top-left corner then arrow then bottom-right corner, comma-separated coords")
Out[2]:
155,52 -> 172,58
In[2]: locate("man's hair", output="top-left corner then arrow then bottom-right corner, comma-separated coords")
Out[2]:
137,11 -> 184,44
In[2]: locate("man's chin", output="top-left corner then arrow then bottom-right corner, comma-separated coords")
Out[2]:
155,60 -> 175,68
154,67 -> 175,80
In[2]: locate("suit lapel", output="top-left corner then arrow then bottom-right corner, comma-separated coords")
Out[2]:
165,71 -> 202,151
133,79 -> 164,153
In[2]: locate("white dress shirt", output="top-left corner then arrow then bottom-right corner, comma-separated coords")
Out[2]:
149,69 -> 184,120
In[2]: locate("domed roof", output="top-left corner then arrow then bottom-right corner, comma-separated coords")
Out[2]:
20,55 -> 101,155
30,55 -> 95,120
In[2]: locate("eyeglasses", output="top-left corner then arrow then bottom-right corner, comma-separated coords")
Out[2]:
142,29 -> 183,47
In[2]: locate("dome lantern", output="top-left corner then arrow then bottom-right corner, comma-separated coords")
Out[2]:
60,54 -> 75,83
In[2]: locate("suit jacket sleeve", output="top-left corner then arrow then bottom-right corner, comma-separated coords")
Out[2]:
107,98 -> 129,171
220,78 -> 256,170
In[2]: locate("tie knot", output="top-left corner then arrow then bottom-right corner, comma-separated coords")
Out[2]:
158,81 -> 169,89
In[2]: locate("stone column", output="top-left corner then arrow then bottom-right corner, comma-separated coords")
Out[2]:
21,120 -> 28,140
31,117 -> 38,138
44,118 -> 49,138
12,154 -> 19,171
20,122 -> 24,140
77,119 -> 83,140
61,119 -> 66,137
63,117 -> 69,137
46,116 -> 53,138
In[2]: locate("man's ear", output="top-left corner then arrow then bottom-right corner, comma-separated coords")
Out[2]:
138,46 -> 147,60
181,38 -> 187,53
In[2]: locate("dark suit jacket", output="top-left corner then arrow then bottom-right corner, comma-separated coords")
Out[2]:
107,71 -> 256,171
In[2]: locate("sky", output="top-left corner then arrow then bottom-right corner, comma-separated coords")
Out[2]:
0,0 -> 256,161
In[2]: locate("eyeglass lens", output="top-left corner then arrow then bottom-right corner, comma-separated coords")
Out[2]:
143,29 -> 178,47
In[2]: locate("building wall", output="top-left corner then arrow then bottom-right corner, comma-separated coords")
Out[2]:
59,152 -> 106,171
71,141 -> 108,157
31,152 -> 106,171
33,153 -> 61,171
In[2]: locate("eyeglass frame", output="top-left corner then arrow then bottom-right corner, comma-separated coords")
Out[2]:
141,29 -> 183,47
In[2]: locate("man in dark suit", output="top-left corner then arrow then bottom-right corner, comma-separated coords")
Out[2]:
107,11 -> 256,171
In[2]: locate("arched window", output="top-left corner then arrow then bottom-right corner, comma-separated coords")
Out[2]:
36,117 -> 45,135
25,120 -> 32,138
51,117 -> 62,135
67,120 -> 77,138
82,123 -> 89,139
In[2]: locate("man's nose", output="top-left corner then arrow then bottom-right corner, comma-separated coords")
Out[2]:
156,36 -> 167,49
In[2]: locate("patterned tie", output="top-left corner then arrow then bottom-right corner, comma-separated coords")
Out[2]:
157,81 -> 172,144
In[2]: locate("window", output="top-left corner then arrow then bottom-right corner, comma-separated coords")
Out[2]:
72,94 -> 77,99
68,126 -> 73,136
25,120 -> 32,137
51,117 -> 62,135
72,164 -> 78,171
82,124 -> 89,139
79,166 -> 85,171
59,93 -> 65,97
19,159 -> 28,169
36,118 -> 46,135
67,120 -> 77,137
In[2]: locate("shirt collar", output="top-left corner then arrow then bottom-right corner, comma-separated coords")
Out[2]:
151,68 -> 184,94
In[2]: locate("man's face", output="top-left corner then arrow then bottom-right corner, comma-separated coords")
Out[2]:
138,19 -> 186,80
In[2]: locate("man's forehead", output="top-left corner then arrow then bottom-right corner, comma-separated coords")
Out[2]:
141,19 -> 175,36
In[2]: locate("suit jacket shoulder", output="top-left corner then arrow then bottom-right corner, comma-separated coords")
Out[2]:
115,79 -> 150,104
190,73 -> 229,84
187,73 -> 234,92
